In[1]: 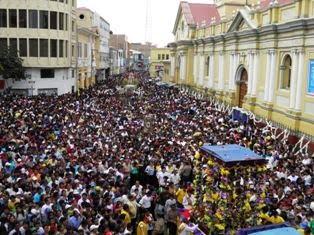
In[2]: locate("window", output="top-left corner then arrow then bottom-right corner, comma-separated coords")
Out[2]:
280,55 -> 292,89
29,10 -> 38,28
40,11 -> 48,29
9,38 -> 17,51
72,69 -> 75,78
205,56 -> 210,76
59,40 -> 64,57
50,11 -> 57,29
72,44 -> 75,57
65,41 -> 68,57
19,38 -> 27,57
158,54 -> 161,60
72,20 -> 75,32
9,9 -> 17,28
59,13 -> 64,30
50,39 -> 57,57
79,14 -> 84,20
40,69 -> 55,78
65,14 -> 68,30
19,10 -> 27,28
40,39 -> 48,57
0,9 -> 7,27
29,39 -> 38,57
166,54 -> 169,60
84,43 -> 88,58
0,38 -> 7,50
78,42 -> 82,58
162,54 -> 165,60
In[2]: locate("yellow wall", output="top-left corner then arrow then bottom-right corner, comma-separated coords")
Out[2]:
169,0 -> 314,137
150,48 -> 171,79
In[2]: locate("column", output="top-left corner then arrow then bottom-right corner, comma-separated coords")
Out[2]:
170,55 -> 175,77
193,53 -> 197,83
232,53 -> 239,90
181,55 -> 186,81
264,51 -> 271,102
218,51 -> 224,90
295,50 -> 304,111
289,49 -> 299,109
247,51 -> 254,96
228,52 -> 234,90
209,53 -> 215,88
198,54 -> 204,86
268,50 -> 277,103
207,55 -> 210,87
252,51 -> 259,97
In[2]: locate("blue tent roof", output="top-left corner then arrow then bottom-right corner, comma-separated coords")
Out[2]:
250,227 -> 300,235
200,144 -> 266,166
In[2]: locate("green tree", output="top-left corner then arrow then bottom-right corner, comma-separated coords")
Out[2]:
0,46 -> 25,80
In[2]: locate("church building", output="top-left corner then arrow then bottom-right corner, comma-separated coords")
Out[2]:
168,0 -> 314,136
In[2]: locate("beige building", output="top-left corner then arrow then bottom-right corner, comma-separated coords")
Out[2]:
77,8 -> 99,89
168,0 -> 314,136
0,0 -> 77,95
150,48 -> 171,80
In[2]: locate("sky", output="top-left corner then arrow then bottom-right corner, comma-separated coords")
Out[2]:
78,0 -> 212,47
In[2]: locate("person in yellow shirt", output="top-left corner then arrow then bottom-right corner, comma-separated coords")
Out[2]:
268,210 -> 285,224
137,213 -> 150,235
121,204 -> 131,225
176,186 -> 187,208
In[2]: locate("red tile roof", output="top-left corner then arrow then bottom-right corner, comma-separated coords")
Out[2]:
180,2 -> 220,28
188,3 -> 221,27
260,0 -> 293,10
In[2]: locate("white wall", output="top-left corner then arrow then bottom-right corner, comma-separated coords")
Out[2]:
6,68 -> 76,95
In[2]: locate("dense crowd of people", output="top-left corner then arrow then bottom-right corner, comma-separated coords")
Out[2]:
0,72 -> 313,235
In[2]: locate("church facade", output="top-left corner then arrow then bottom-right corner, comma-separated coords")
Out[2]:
168,0 -> 314,137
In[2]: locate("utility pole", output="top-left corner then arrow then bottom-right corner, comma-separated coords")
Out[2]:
145,0 -> 152,43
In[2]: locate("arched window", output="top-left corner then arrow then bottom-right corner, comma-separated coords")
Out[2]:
280,55 -> 292,89
205,56 -> 210,76
181,21 -> 184,31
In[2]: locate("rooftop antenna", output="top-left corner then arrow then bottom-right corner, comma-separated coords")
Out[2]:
145,0 -> 152,43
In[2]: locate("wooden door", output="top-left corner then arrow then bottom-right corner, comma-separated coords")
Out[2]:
238,69 -> 248,107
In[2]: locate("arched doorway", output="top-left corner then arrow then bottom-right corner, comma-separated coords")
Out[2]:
237,67 -> 248,107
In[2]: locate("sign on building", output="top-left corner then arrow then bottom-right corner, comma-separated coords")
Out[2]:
308,60 -> 314,95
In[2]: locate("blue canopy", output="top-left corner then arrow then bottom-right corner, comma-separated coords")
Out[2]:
250,227 -> 300,235
200,144 -> 266,166
237,223 -> 299,235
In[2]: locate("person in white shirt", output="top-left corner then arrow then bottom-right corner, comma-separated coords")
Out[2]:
139,191 -> 153,210
40,198 -> 52,223
78,193 -> 91,209
287,173 -> 299,183
156,167 -> 171,186
182,191 -> 195,210
178,218 -> 198,235
170,170 -> 181,186
130,181 -> 143,197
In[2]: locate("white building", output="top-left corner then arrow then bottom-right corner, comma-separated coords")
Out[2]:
0,0 -> 77,96
93,13 -> 110,80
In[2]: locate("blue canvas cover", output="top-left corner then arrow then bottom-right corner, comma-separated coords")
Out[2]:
237,223 -> 298,235
200,144 -> 266,166
250,227 -> 300,235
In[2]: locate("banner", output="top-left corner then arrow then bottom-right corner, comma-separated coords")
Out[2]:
308,60 -> 314,95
